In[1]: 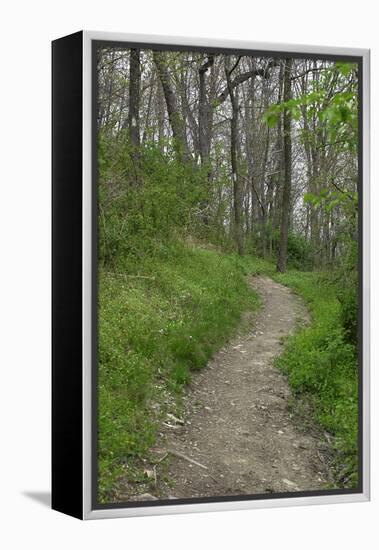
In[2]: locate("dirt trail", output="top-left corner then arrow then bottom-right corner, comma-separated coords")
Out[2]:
151,276 -> 331,499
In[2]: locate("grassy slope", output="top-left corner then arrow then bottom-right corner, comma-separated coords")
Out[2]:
98,244 -> 267,500
272,270 -> 358,487
98,245 -> 358,499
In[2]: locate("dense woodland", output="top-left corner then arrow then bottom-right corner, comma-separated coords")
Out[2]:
97,46 -> 359,501
98,48 -> 358,273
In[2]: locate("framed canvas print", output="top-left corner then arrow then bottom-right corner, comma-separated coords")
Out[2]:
52,31 -> 370,520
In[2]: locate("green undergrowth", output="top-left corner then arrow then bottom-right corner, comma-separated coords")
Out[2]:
272,270 -> 358,488
98,246 -> 358,499
98,243 -> 265,501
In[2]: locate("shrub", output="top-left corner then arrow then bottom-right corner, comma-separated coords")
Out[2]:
267,227 -> 314,270
274,271 -> 358,487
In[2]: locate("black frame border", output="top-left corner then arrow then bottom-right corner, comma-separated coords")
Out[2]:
52,30 -> 84,519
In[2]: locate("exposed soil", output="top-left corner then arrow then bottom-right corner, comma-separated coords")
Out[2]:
123,276 -> 332,501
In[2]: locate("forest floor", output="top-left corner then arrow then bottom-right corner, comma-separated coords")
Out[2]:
129,276 -> 333,500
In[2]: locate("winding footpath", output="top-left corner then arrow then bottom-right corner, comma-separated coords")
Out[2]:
151,276 -> 331,499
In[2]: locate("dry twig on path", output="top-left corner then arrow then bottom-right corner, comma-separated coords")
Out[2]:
168,449 -> 208,470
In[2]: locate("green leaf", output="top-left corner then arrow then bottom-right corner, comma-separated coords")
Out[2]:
265,112 -> 279,128
303,192 -> 319,205
290,106 -> 301,120
335,62 -> 355,77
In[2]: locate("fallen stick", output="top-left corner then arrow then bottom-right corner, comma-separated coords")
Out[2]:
104,271 -> 156,280
206,473 -> 219,483
153,453 -> 168,486
168,449 -> 208,470
155,452 -> 169,465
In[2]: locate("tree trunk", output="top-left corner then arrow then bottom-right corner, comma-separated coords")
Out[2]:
156,76 -> 165,151
198,55 -> 215,225
153,52 -> 189,160
226,57 -> 244,256
129,49 -> 141,149
245,63 -> 256,238
199,55 -> 214,170
128,48 -> 141,184
277,59 -> 293,272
